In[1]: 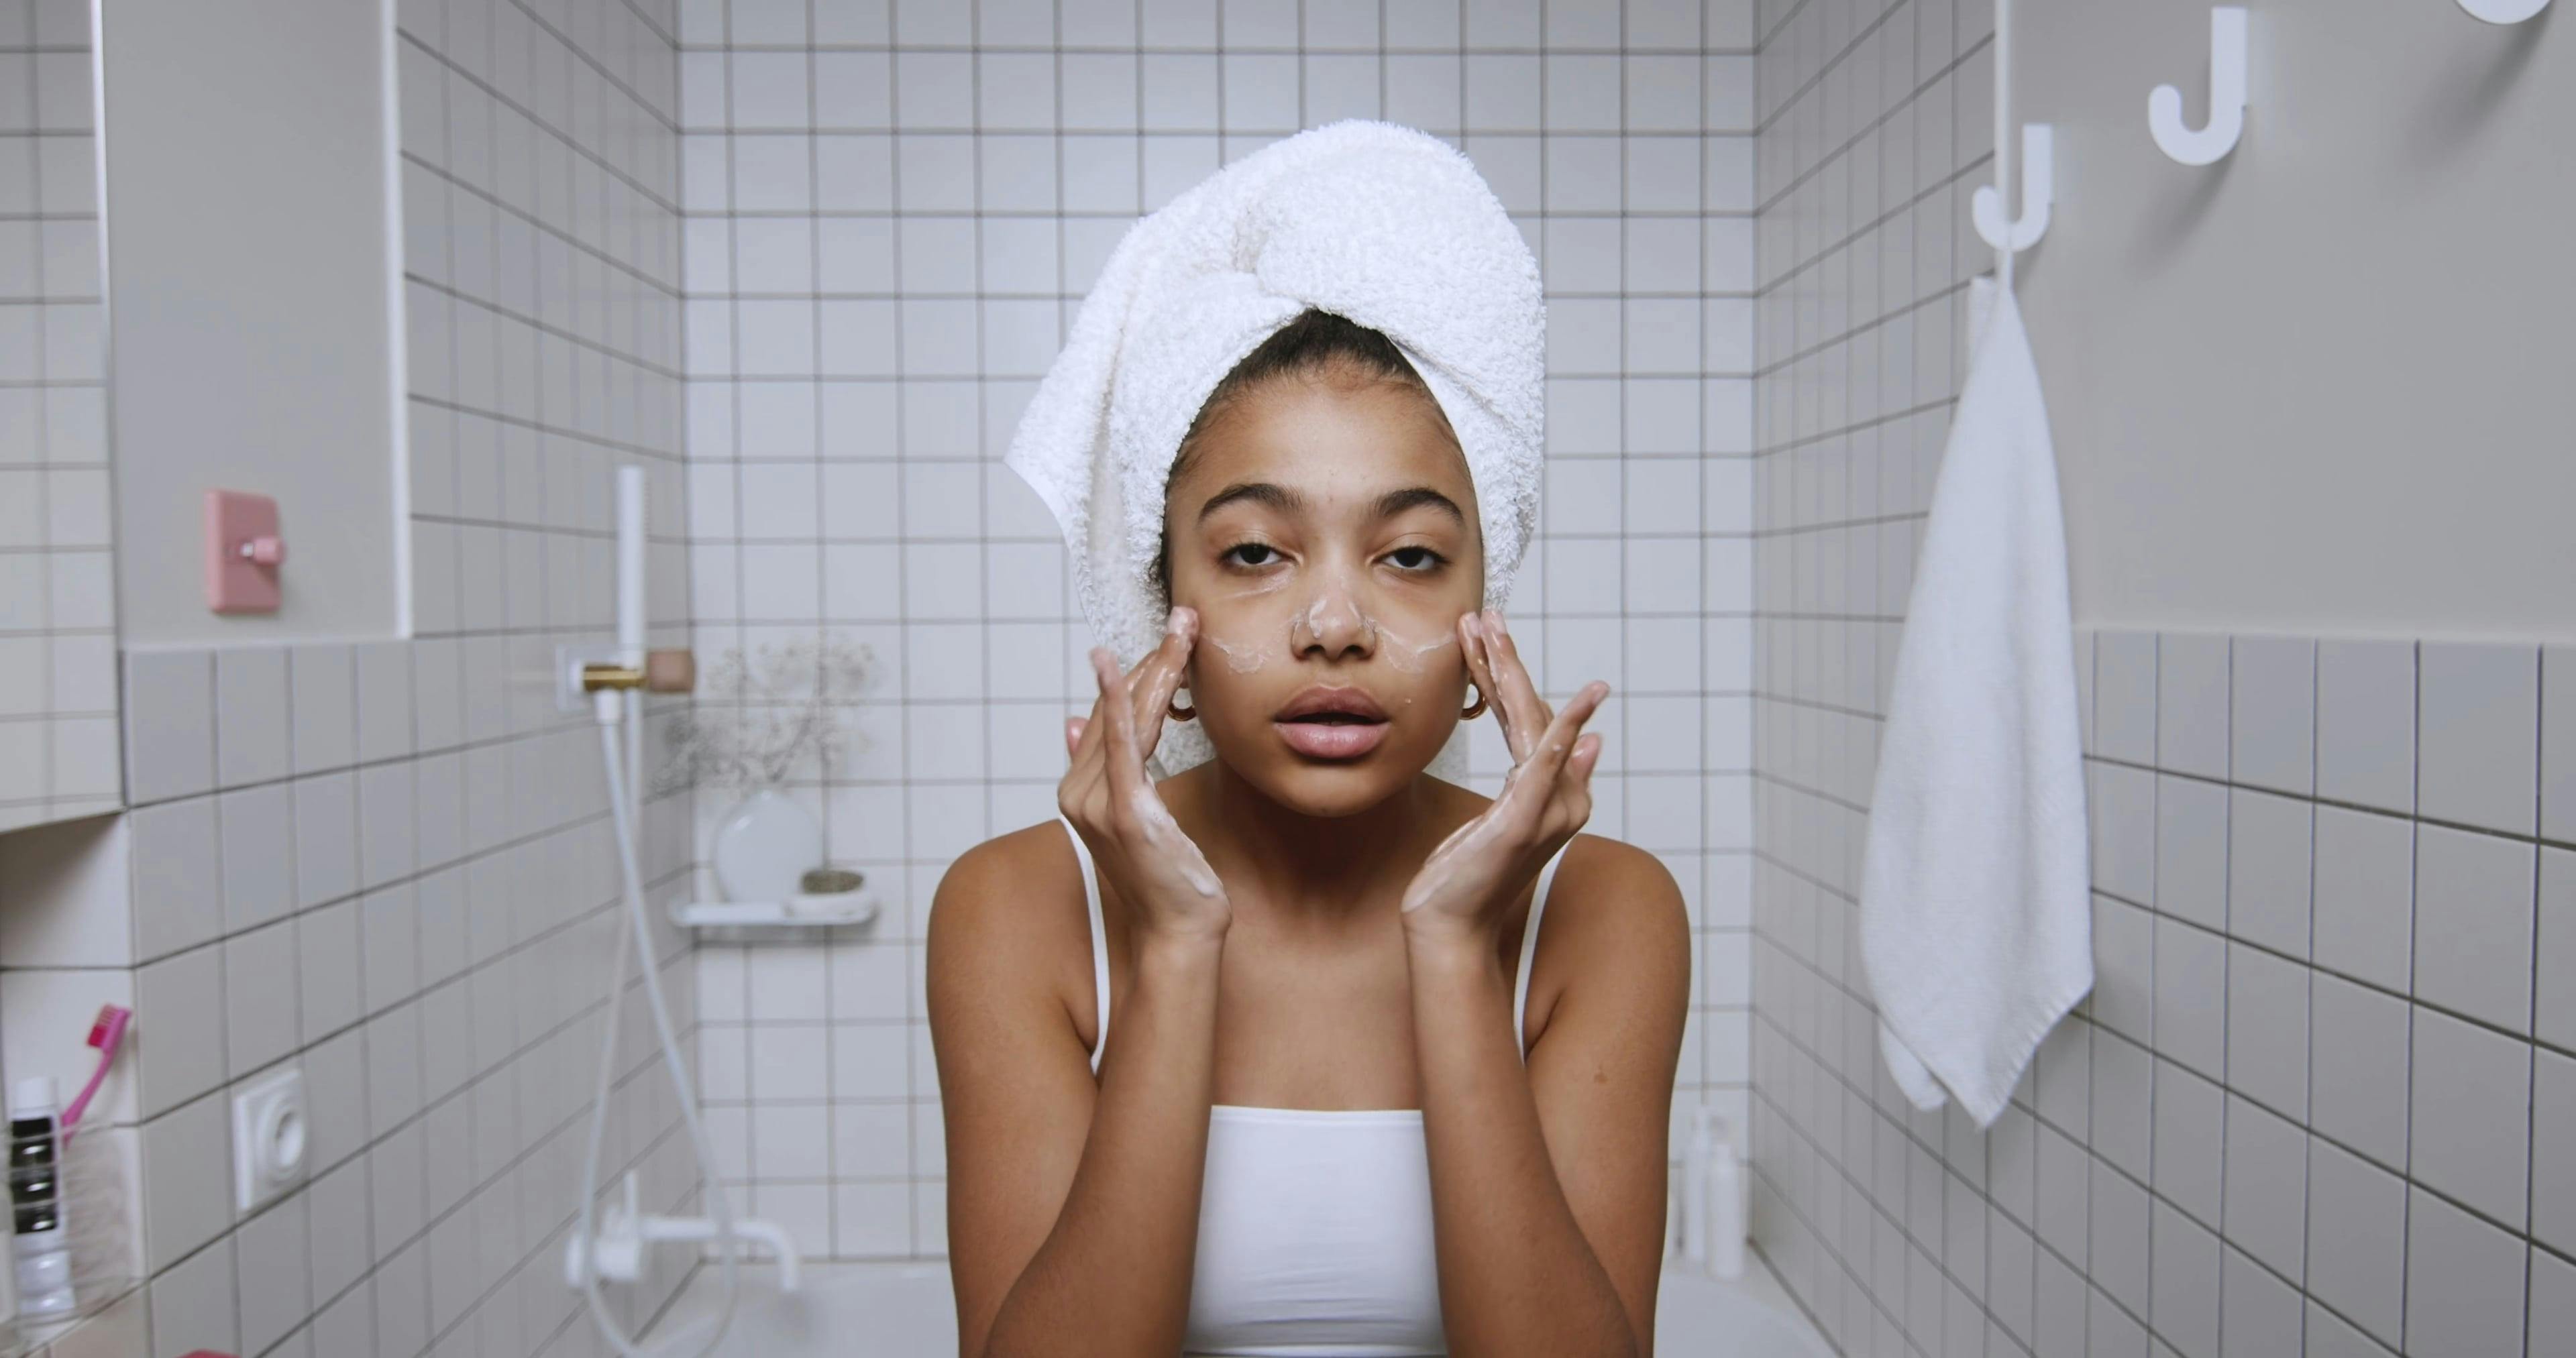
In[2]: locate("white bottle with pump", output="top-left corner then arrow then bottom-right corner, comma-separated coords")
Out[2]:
1680,1105 -> 1717,1267
1705,1115 -> 1746,1281
9,1077 -> 74,1317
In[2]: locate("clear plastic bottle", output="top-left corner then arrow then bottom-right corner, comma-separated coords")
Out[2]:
1680,1105 -> 1717,1266
1705,1125 -> 1746,1281
9,1078 -> 74,1317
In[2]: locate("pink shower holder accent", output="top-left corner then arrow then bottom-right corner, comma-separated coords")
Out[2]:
203,488 -> 284,613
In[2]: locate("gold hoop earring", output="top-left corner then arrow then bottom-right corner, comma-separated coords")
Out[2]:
1460,685 -> 1487,720
1168,688 -> 1197,722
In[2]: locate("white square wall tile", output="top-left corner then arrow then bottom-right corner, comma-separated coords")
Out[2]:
2532,1249 -> 2576,1358
832,1023 -> 907,1098
366,881 -> 419,1020
2090,1161 -> 2151,1313
234,1183 -> 309,1355
2224,787 -> 2308,958
358,762 -> 417,890
293,773 -> 360,909
299,901 -> 364,1043
301,1026 -> 367,1172
134,944 -> 225,1119
217,783 -> 297,935
225,919 -> 303,1078
2092,632 -> 2157,766
2218,1094 -> 2304,1280
2542,846 -> 2576,1051
2316,640 -> 2414,814
2534,1045 -> 2576,1259
751,1024 -> 829,1102
2408,1006 -> 2530,1229
2546,644 -> 2575,844
2151,917 -> 2224,1082
130,796 -> 223,958
215,646 -> 291,788
140,1092 -> 232,1274
305,1156 -> 372,1304
2229,635 -> 2312,794
2089,895 -> 2153,1043
125,648 -> 215,803
354,640 -> 415,762
831,1102 -> 909,1178
2404,1186 -> 2526,1358
2411,824 -> 2534,1035
2088,762 -> 2154,905
290,644 -> 356,775
2155,633 -> 2228,779
2222,943 -> 2306,1123
2218,1243 -> 2302,1357
2311,805 -> 2412,994
2153,773 -> 2226,931
2149,1199 -> 2220,1357
2305,1138 -> 2406,1348
2089,1030 -> 2153,1180
2416,641 -> 2538,836
2307,972 -> 2409,1172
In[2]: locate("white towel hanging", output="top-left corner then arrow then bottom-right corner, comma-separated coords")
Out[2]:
1856,277 -> 2093,1129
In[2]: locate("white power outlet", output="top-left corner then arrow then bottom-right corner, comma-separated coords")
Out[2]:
232,1066 -> 308,1212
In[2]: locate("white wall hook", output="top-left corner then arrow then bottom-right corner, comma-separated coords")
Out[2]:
1972,124 -> 2054,253
2459,0 -> 2548,22
2149,7 -> 2249,166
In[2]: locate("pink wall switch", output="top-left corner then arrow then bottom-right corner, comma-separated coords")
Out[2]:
203,489 -> 284,614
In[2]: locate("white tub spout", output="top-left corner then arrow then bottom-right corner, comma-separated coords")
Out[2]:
566,1170 -> 804,1296
642,1212 -> 803,1294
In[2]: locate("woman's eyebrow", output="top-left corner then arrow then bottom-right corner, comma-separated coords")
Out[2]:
1374,486 -> 1466,528
1195,480 -> 1305,522
1194,482 -> 1466,528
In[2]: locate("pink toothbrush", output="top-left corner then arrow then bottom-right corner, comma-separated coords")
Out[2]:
61,1004 -> 131,1145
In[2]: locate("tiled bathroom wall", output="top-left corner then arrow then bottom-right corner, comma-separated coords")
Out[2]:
674,0 -> 1762,1261
0,1 -> 697,1355
0,0 -> 117,832
1748,1 -> 2575,1355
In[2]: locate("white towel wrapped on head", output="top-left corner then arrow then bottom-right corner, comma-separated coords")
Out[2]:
1002,119 -> 1546,781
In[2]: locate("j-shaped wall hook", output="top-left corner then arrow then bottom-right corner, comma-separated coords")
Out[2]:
2149,7 -> 2249,166
1972,124 -> 2054,254
2458,0 -> 2548,21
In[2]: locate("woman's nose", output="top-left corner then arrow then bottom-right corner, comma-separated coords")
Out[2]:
1291,581 -> 1377,657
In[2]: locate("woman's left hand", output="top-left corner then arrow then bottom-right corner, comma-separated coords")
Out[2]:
1399,607 -> 1610,952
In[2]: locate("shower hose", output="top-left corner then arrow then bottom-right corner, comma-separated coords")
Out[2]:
575,687 -> 741,1356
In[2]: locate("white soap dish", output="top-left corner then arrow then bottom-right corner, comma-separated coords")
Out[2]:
668,890 -> 879,929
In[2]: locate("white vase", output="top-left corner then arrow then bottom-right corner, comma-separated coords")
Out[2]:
712,787 -> 822,903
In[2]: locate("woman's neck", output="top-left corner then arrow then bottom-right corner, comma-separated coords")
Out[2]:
1167,757 -> 1458,922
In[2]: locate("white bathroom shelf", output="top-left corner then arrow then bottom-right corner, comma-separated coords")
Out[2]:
669,891 -> 880,929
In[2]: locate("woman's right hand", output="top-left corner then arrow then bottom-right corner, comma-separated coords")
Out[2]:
1058,607 -> 1232,946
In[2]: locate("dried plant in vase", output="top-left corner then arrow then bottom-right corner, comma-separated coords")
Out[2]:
655,634 -> 875,901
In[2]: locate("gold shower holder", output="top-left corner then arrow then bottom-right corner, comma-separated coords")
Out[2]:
558,646 -> 698,709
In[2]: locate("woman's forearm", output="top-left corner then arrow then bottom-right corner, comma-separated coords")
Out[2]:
1407,934 -> 1637,1358
981,934 -> 1223,1357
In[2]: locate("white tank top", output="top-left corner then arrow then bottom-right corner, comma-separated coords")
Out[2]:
1056,813 -> 1574,1357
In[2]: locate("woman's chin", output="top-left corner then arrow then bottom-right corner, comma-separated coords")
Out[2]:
1205,724 -> 1440,815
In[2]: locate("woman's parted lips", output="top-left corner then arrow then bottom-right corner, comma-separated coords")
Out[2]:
1273,683 -> 1390,722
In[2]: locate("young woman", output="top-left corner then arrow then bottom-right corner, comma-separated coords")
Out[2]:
928,309 -> 1691,1357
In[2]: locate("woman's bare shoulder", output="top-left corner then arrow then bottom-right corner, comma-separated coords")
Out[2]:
926,818 -> 1094,1015
1543,833 -> 1692,978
